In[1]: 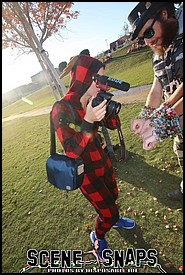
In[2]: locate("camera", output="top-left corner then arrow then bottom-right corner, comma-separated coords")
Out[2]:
92,90 -> 121,116
91,73 -> 130,116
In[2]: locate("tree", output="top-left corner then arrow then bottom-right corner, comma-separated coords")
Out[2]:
119,21 -> 131,38
2,2 -> 79,100
58,61 -> 67,73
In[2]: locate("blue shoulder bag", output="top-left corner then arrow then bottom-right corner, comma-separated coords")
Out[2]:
46,101 -> 84,191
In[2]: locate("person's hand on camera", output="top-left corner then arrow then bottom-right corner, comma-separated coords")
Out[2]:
84,97 -> 107,123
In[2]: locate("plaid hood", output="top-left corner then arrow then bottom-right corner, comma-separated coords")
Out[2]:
63,55 -> 105,105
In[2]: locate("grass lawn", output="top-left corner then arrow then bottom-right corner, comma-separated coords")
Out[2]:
2,101 -> 183,273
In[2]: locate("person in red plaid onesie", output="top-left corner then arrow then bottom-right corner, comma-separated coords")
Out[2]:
51,54 -> 135,260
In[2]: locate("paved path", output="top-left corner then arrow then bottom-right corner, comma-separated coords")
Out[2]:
2,106 -> 52,123
112,84 -> 151,97
2,85 -> 152,123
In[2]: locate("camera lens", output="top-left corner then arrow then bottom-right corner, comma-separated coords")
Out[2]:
92,91 -> 121,116
107,101 -> 121,115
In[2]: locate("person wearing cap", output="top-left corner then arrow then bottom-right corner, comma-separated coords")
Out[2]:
51,54 -> 135,260
79,49 -> 90,56
128,2 -> 183,201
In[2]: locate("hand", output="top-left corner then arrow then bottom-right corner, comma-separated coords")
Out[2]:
138,119 -> 155,140
143,134 -> 159,150
130,118 -> 159,150
130,118 -> 148,135
84,97 -> 107,123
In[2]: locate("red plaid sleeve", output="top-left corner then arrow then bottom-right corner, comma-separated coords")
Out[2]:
51,102 -> 93,159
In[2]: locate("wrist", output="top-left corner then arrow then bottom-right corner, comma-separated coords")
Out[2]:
149,104 -> 183,141
84,118 -> 94,123
81,119 -> 94,132
162,101 -> 172,108
138,105 -> 156,119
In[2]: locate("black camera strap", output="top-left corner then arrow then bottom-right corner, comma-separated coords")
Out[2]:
101,120 -> 126,163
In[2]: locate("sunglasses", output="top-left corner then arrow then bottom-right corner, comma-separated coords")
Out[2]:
138,17 -> 157,40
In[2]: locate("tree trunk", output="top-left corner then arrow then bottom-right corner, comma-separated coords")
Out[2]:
13,2 -> 67,100
35,50 -> 59,101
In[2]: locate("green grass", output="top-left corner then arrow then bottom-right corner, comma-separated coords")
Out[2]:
104,47 -> 154,87
2,45 -> 183,273
2,86 -> 59,118
2,102 -> 183,273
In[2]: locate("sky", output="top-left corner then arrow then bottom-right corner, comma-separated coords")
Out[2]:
2,2 -> 138,94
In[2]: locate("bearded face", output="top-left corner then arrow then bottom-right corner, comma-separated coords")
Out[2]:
149,17 -> 178,56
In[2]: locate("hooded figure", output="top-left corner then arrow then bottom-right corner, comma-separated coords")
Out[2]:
51,54 -> 135,260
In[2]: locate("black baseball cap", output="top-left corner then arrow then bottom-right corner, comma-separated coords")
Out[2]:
128,2 -> 175,40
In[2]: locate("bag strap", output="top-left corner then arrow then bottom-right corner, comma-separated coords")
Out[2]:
50,109 -> 56,155
50,100 -> 76,155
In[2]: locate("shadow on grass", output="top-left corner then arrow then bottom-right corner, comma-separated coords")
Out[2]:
114,225 -> 180,273
112,150 -> 183,210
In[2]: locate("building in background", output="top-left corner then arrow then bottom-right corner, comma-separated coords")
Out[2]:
110,34 -> 131,51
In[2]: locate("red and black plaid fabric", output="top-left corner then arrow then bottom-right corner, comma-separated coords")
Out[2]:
52,55 -> 120,239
